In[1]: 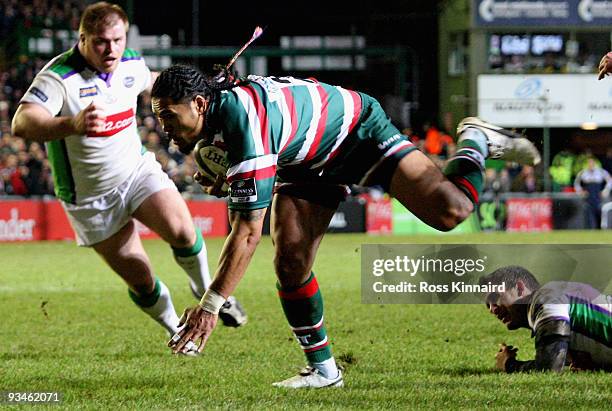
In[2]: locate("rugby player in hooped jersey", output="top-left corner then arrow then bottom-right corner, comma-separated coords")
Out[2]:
11,2 -> 246,350
152,64 -> 541,387
481,266 -> 611,372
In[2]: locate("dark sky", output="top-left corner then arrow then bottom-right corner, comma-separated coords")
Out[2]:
133,1 -> 440,46
131,1 -> 441,125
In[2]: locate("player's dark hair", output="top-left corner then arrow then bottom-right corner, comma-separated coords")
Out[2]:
479,265 -> 541,291
151,64 -> 238,103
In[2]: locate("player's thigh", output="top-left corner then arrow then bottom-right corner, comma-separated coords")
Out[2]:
389,150 -> 472,231
132,188 -> 196,248
271,193 -> 336,286
128,152 -> 196,248
92,219 -> 156,293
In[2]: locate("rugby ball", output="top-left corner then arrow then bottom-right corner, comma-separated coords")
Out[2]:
193,140 -> 230,194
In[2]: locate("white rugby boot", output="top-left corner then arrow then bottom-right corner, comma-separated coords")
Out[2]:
457,117 -> 541,166
272,366 -> 344,388
218,296 -> 248,327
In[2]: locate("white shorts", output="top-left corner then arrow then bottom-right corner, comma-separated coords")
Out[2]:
62,151 -> 178,246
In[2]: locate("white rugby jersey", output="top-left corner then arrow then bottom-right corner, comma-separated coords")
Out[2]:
528,281 -> 612,367
20,46 -> 150,203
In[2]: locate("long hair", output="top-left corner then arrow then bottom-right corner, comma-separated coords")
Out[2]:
151,64 -> 239,103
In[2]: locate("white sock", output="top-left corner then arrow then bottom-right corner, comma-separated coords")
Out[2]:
173,229 -> 212,298
135,280 -> 181,335
174,248 -> 212,298
312,357 -> 340,379
460,127 -> 489,157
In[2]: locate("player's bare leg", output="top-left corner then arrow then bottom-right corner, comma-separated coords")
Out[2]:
389,150 -> 473,231
270,193 -> 343,388
92,219 -> 181,335
390,118 -> 540,230
133,188 -> 246,327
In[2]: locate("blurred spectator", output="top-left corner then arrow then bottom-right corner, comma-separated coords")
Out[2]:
511,165 -> 539,193
423,122 -> 455,159
549,149 -> 576,192
573,150 -> 601,178
1,153 -> 27,195
540,52 -> 562,73
504,55 -> 527,73
565,52 -> 596,74
144,130 -> 162,152
574,158 -> 612,229
602,147 -> 612,175
483,167 -> 511,195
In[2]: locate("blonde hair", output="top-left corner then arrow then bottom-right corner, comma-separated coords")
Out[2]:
79,2 -> 129,36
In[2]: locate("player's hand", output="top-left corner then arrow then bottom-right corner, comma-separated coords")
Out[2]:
567,350 -> 595,372
194,171 -> 228,198
168,305 -> 218,354
73,102 -> 107,135
495,343 -> 518,371
598,52 -> 612,80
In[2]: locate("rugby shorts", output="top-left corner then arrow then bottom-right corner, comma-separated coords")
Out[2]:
62,151 -> 177,246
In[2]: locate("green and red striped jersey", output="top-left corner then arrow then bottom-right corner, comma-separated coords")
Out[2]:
208,75 -> 412,210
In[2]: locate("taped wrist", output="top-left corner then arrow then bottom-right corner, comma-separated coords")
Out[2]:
199,288 -> 226,314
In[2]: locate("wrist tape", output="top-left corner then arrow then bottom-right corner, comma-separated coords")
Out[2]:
199,288 -> 226,314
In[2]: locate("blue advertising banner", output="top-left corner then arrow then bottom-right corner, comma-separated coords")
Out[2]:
474,0 -> 612,27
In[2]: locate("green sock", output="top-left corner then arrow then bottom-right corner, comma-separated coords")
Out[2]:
128,277 -> 161,308
277,273 -> 332,364
444,140 -> 485,204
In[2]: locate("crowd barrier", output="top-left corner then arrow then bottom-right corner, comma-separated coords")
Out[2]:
0,192 -> 604,242
0,197 -> 228,242
0,195 -> 392,242
478,192 -> 595,232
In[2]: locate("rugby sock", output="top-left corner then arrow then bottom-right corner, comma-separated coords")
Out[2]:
172,228 -> 212,298
277,272 -> 339,379
444,129 -> 487,205
458,127 -> 489,157
129,278 -> 180,335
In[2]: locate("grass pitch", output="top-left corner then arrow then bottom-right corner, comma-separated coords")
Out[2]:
1,231 -> 611,409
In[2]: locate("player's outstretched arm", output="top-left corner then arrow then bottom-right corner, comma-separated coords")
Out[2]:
12,102 -> 106,142
168,207 -> 266,354
498,336 -> 569,373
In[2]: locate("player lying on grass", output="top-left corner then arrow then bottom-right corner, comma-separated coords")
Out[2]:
481,265 -> 612,372
151,62 -> 540,387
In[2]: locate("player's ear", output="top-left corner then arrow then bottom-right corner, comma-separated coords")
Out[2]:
193,95 -> 208,115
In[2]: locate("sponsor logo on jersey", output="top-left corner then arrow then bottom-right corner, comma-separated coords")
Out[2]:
89,108 -> 135,137
230,177 -> 257,203
123,76 -> 135,88
79,86 -> 99,98
102,93 -> 118,104
377,134 -> 403,150
29,86 -> 48,102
